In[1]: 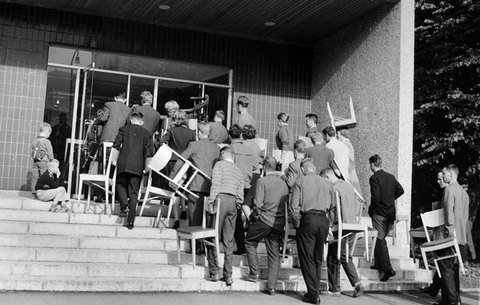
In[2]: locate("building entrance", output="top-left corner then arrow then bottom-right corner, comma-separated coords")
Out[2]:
46,46 -> 232,196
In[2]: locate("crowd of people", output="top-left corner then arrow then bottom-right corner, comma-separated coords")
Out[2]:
30,92 -> 472,305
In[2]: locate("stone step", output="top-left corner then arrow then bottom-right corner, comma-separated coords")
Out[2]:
0,274 -> 426,292
0,206 -> 182,229
0,275 -> 314,292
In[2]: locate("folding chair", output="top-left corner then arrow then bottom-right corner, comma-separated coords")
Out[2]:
102,142 -> 113,175
329,191 -> 353,262
282,199 -> 331,263
140,144 -> 211,226
77,146 -> 118,215
326,97 -> 357,130
410,202 -> 440,262
420,209 -> 465,283
176,198 -> 220,269
349,198 -> 378,262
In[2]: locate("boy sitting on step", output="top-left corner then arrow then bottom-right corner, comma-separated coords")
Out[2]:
35,159 -> 70,212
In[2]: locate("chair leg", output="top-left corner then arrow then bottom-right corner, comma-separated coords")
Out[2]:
77,179 -> 84,208
104,184 -> 109,215
410,234 -> 416,263
369,233 -> 377,262
350,233 -> 359,257
337,237 -> 341,261
215,236 -> 220,267
434,259 -> 441,278
282,230 -> 288,263
454,243 -> 466,275
177,235 -> 181,264
421,248 -> 432,284
345,239 -> 349,263
155,200 -> 162,228
364,229 -> 369,262
86,185 -> 92,213
192,237 -> 196,269
166,197 -> 176,227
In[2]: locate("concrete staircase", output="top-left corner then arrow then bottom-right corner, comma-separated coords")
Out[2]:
0,190 -> 429,292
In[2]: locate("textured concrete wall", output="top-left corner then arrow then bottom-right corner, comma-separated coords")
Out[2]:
0,3 -> 312,190
312,1 -> 414,247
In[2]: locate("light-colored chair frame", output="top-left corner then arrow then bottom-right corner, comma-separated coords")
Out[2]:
420,208 -> 465,283
77,144 -> 118,215
176,198 -> 220,269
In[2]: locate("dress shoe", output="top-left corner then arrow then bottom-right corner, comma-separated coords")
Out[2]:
262,287 -> 275,295
243,272 -> 260,282
370,265 -> 380,270
302,294 -> 320,304
222,277 -> 233,286
353,282 -> 364,298
180,211 -> 187,220
380,269 -> 396,282
233,250 -> 246,255
127,222 -> 134,230
172,220 -> 180,229
207,274 -> 220,282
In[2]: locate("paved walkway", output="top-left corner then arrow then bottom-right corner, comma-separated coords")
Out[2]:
1,291 -> 479,305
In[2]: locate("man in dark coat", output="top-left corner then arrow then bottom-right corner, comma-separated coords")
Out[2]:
131,91 -> 160,137
368,154 -> 404,281
97,92 -> 131,144
304,131 -> 334,175
243,156 -> 289,295
113,111 -> 153,230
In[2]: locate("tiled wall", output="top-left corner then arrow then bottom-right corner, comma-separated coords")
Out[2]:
0,2 -> 312,190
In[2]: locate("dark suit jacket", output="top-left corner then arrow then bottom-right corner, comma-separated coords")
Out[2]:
132,104 -> 160,136
209,121 -> 229,144
283,158 -> 304,189
304,144 -> 334,174
368,169 -> 404,220
161,126 -> 196,162
97,102 -> 131,143
169,138 -> 220,193
113,124 -> 153,176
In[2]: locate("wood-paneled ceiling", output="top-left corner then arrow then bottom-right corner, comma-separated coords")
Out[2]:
3,0 -> 398,46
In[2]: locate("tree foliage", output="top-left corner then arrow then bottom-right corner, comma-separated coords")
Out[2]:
413,0 -> 480,224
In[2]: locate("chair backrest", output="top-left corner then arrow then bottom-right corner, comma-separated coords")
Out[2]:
103,142 -> 114,174
420,208 -> 445,242
332,191 -> 342,232
106,146 -> 119,178
252,138 -> 268,158
202,197 -> 221,231
148,144 -> 172,173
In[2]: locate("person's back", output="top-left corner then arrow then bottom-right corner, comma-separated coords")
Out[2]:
305,144 -> 334,175
369,169 -> 404,220
255,172 -> 289,231
326,138 -> 350,178
98,101 -> 131,143
209,121 -> 229,144
442,180 -> 469,245
332,179 -> 357,224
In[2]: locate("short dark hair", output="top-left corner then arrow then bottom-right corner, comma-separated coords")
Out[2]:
305,113 -> 318,124
215,110 -> 225,120
263,156 -> 277,172
319,167 -> 334,177
445,164 -> 459,176
237,96 -> 249,107
115,91 -> 127,99
130,111 -> 144,120
322,126 -> 336,137
300,158 -> 315,169
241,125 -> 256,140
228,124 -> 242,139
220,145 -> 234,155
294,140 -> 307,154
277,112 -> 289,123
369,154 -> 382,167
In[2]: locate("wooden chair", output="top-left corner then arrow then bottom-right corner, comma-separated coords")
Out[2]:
140,144 -> 210,227
252,138 -> 268,159
176,197 -> 220,269
410,202 -> 440,262
326,97 -> 357,130
77,146 -> 118,215
420,208 -> 465,283
349,198 -> 378,262
327,192 -> 355,261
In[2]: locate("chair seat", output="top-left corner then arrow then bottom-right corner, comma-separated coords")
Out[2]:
177,226 -> 216,235
342,223 -> 367,232
144,186 -> 174,198
421,236 -> 456,248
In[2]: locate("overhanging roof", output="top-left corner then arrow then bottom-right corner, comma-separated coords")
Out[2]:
2,0 -> 398,46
